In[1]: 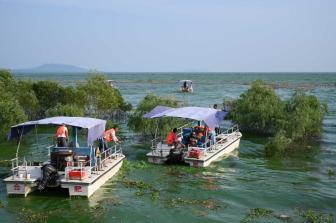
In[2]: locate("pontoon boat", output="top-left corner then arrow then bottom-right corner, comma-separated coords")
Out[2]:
144,106 -> 242,167
3,116 -> 125,197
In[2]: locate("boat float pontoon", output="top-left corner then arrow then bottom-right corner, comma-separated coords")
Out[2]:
3,116 -> 125,197
144,106 -> 242,167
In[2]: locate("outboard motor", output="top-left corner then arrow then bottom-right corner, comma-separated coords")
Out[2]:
37,164 -> 59,191
165,149 -> 185,165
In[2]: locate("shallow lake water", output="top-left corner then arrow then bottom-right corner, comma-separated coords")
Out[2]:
0,72 -> 335,222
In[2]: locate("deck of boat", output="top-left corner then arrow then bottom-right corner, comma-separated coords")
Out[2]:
4,155 -> 125,197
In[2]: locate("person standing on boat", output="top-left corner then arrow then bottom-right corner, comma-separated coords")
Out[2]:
102,126 -> 119,151
56,124 -> 68,147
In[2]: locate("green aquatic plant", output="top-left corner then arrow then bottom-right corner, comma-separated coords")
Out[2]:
119,177 -> 160,199
299,209 -> 334,223
163,197 -> 221,210
241,208 -> 274,223
120,159 -> 150,173
327,169 -> 335,177
16,208 -> 48,223
229,80 -> 327,158
230,80 -> 284,135
265,130 -> 292,157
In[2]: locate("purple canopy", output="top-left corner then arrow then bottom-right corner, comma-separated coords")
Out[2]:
8,116 -> 106,146
143,106 -> 227,129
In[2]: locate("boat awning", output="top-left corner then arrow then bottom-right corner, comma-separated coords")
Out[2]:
178,80 -> 192,84
8,116 -> 106,146
143,106 -> 227,129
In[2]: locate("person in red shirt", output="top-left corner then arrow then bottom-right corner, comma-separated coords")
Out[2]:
101,126 -> 119,151
166,128 -> 177,145
56,124 -> 68,147
166,128 -> 184,149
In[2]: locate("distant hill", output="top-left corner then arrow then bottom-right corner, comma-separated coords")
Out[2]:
14,63 -> 88,73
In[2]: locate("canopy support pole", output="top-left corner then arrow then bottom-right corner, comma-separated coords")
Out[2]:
72,127 -> 78,148
16,126 -> 24,159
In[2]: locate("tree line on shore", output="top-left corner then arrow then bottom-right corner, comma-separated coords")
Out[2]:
0,69 -> 131,140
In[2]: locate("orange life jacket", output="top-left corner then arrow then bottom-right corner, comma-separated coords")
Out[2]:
56,126 -> 68,138
166,131 -> 177,145
103,128 -> 116,142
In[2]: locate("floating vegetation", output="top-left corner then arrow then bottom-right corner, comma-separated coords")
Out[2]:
90,204 -> 106,219
16,208 -> 48,223
299,209 -> 334,223
0,201 -> 4,208
119,177 -> 160,200
327,169 -> 335,177
241,208 -> 274,223
164,197 -> 220,210
120,159 -> 150,173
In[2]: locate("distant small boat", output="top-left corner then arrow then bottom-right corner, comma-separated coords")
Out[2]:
106,80 -> 117,88
4,116 -> 125,197
178,80 -> 193,93
143,106 -> 242,167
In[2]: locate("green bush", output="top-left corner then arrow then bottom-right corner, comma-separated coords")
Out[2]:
230,80 -> 326,157
15,79 -> 39,119
32,80 -> 68,117
0,70 -> 27,139
230,80 -> 284,135
45,104 -> 84,117
0,96 -> 27,140
128,94 -> 181,137
284,91 -> 325,141
77,73 -> 131,117
0,70 -> 131,141
265,130 -> 291,157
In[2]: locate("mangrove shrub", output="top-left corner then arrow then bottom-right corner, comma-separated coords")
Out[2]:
230,80 -> 326,157
77,73 -> 132,117
230,80 -> 283,135
128,94 -> 180,138
45,104 -> 84,117
0,70 -> 131,141
0,89 -> 27,140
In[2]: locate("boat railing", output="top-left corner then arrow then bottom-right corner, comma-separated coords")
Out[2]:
197,124 -> 240,154
218,124 -> 239,137
64,144 -> 123,181
9,157 -> 32,180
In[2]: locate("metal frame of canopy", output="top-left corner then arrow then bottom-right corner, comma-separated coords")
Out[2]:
143,106 -> 227,129
8,116 -> 106,159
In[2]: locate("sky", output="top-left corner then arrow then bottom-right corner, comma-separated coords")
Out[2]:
0,0 -> 335,72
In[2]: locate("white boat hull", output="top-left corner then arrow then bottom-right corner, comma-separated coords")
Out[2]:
61,155 -> 124,197
4,155 -> 125,197
147,131 -> 242,168
184,135 -> 241,167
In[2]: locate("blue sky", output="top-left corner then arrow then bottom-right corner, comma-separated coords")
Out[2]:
0,0 -> 335,72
